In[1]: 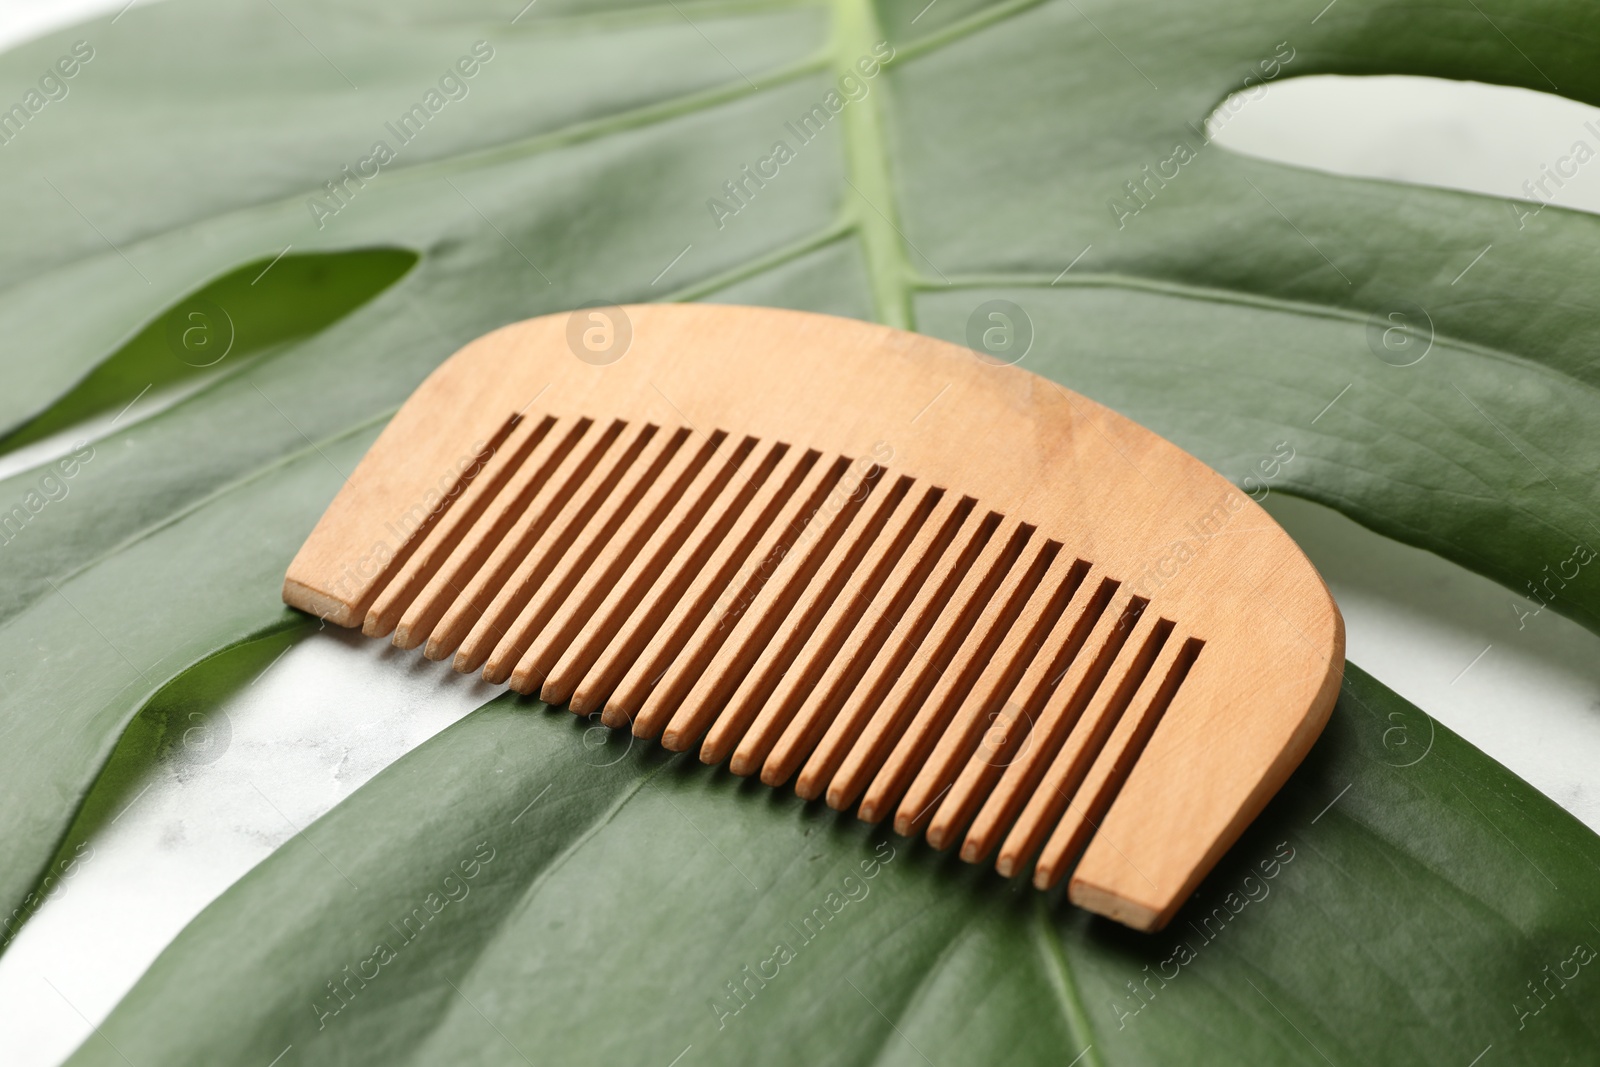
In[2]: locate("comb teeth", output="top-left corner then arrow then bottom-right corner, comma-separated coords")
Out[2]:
358,414 -> 1207,887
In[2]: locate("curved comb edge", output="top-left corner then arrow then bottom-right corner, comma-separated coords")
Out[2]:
1067,597 -> 1344,932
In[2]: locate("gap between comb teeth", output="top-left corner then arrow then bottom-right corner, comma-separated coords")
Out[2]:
671,457 -> 884,751
1036,633 -> 1203,891
392,414 -> 592,653
499,427 -> 724,689
540,433 -> 758,705
633,454 -> 889,739
706,478 -> 937,770
472,422 -> 663,683
711,475 -> 922,756
359,411 -> 532,635
473,425 -> 688,680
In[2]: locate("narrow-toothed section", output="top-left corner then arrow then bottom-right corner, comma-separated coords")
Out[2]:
1032,634 -> 1203,890
932,577 -> 1127,851
723,476 -> 929,776
659,467 -> 915,751
690,459 -> 889,761
878,540 -> 1067,835
345,416 -> 1206,895
422,418 -> 626,662
992,609 -> 1170,876
922,567 -> 1112,844
504,429 -> 725,690
845,513 -> 1025,814
394,415 -> 593,652
612,446 -> 821,738
472,426 -> 689,678
694,470 -> 921,764
655,457 -> 863,751
470,423 -> 662,682
361,411 -> 537,637
905,554 -> 1091,846
971,592 -> 1153,874
750,489 -> 966,783
543,433 -> 760,705
779,498 -> 985,804
564,438 -> 789,713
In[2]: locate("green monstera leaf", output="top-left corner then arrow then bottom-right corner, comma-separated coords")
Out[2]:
61,670 -> 1600,1066
0,0 -> 1597,1061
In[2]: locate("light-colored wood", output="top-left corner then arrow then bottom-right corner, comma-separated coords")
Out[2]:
822,502 -> 993,813
994,607 -> 1169,875
897,548 -> 1085,840
568,438 -> 788,716
864,531 -> 1062,825
688,458 -> 865,761
688,454 -> 864,764
678,474 -> 922,758
825,508 -> 998,809
542,432 -> 751,706
1031,634 -> 1204,891
282,304 -> 1344,932
475,423 -> 676,681
928,581 -> 1139,857
634,449 -> 832,744
495,428 -> 708,689
763,479 -> 936,793
362,413 -> 546,641
920,565 -> 1111,847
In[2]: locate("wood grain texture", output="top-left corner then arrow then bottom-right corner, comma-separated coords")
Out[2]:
283,304 -> 1344,932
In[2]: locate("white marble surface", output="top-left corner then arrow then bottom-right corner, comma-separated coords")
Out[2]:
0,629 -> 505,1067
0,3 -> 1597,1064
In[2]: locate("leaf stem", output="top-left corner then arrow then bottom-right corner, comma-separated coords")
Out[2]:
833,0 -> 914,328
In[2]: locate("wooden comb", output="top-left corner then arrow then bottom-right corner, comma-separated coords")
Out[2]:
283,304 -> 1343,931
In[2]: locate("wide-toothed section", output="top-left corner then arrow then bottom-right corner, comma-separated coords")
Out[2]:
357,413 -> 1205,885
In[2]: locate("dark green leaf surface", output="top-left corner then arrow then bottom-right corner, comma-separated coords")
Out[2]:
1,0 -> 1598,1060
63,667 -> 1600,1066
